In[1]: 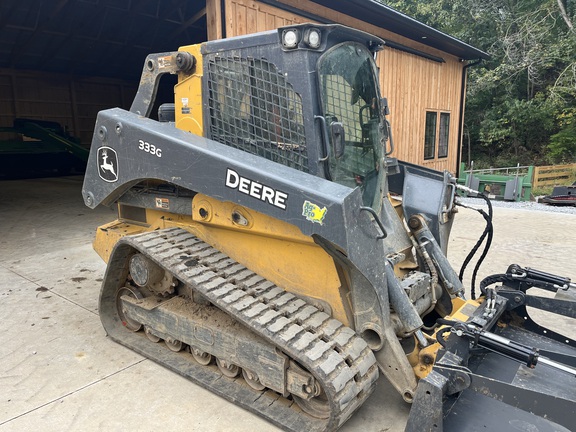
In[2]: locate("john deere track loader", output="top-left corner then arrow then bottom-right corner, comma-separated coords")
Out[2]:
82,24 -> 576,431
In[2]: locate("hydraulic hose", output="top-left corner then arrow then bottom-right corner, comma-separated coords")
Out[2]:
455,189 -> 493,299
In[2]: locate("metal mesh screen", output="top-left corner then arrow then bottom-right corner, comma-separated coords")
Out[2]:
207,57 -> 308,172
321,74 -> 363,143
321,74 -> 375,179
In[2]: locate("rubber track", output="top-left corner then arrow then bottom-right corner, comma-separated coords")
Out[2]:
121,227 -> 379,431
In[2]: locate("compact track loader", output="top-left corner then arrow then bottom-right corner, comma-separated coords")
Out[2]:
82,24 -> 576,431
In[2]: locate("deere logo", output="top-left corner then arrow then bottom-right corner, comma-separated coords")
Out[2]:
302,200 -> 327,225
97,146 -> 118,183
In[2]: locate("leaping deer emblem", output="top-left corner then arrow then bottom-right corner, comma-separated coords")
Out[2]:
100,149 -> 116,177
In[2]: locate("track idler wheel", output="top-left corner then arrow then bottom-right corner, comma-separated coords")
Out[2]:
165,337 -> 184,352
116,286 -> 143,332
144,326 -> 161,343
191,347 -> 213,365
293,383 -> 330,419
216,358 -> 240,378
242,369 -> 265,391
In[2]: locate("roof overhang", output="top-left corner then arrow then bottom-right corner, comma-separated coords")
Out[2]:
309,0 -> 489,60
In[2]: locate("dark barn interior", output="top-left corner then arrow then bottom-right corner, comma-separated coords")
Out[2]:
0,0 -> 209,178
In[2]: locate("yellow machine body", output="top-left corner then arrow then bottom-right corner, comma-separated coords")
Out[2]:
95,193 -> 352,326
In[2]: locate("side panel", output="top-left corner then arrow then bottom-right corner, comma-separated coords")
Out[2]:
82,108 -> 359,250
102,194 -> 353,326
187,195 -> 351,325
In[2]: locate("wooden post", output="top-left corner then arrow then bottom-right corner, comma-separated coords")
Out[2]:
207,0 -> 223,40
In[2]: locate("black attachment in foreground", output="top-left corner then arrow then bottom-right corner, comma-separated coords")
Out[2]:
406,287 -> 576,432
481,264 -> 576,345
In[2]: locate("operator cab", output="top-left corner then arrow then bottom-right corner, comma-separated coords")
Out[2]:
200,23 -> 389,211
317,42 -> 386,208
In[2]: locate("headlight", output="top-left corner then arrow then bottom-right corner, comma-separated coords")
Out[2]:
282,29 -> 300,49
304,28 -> 321,49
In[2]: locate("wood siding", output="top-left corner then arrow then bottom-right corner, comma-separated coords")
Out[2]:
221,0 -> 466,173
0,68 -> 136,146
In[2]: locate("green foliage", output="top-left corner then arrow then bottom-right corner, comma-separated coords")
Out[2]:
381,0 -> 576,167
546,107 -> 576,163
532,185 -> 555,196
476,95 -> 558,165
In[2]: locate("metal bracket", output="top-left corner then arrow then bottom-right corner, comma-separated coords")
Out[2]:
130,51 -> 196,118
286,361 -> 317,399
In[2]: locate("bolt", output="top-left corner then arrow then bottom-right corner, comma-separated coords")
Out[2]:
98,126 -> 107,141
422,354 -> 434,365
408,216 -> 422,230
115,122 -> 123,135
514,295 -> 522,303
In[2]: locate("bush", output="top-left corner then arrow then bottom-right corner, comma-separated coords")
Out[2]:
547,125 -> 576,164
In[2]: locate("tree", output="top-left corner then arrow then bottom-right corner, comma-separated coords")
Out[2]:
547,108 -> 576,163
557,0 -> 575,33
383,0 -> 576,167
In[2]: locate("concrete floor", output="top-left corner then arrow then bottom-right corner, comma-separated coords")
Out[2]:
1,176 -> 574,432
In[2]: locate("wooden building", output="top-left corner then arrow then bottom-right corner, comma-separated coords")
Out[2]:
0,0 -> 487,174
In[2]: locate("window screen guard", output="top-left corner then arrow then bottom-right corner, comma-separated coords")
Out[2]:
207,57 -> 308,172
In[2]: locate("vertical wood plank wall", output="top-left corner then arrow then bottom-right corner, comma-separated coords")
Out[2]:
223,0 -> 465,173
0,69 -> 136,147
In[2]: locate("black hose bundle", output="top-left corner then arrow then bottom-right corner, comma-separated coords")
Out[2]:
456,195 -> 494,299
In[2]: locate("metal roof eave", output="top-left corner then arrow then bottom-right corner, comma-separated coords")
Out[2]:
310,0 -> 489,60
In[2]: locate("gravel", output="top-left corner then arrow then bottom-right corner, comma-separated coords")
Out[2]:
456,196 -> 576,215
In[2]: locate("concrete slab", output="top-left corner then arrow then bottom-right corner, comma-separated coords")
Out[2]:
448,206 -> 576,288
5,245 -> 106,312
0,360 -> 273,432
0,177 -> 574,432
0,177 -> 115,261
0,266 -> 143,424
448,206 -> 576,339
